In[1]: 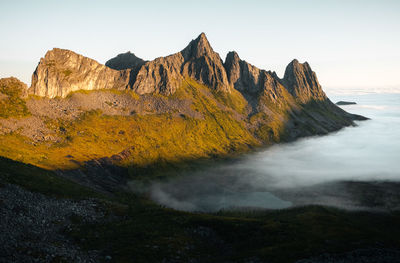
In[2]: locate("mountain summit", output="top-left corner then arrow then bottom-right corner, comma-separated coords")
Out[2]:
29,33 -> 327,102
181,32 -> 214,59
131,33 -> 230,95
283,59 -> 326,103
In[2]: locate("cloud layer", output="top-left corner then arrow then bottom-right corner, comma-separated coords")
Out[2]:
144,94 -> 400,212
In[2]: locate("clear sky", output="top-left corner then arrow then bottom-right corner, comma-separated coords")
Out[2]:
0,0 -> 399,91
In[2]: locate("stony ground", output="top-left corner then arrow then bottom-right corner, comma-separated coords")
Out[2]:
0,90 -> 201,143
0,181 -> 111,263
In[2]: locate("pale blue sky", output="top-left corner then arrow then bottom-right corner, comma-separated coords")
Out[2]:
1,0 -> 399,90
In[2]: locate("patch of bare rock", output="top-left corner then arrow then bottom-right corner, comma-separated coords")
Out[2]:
0,116 -> 59,142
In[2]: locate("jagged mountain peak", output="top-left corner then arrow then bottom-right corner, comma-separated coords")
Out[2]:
283,59 -> 326,103
285,59 -> 312,72
178,33 -> 230,92
225,51 -> 240,64
181,32 -> 215,60
105,51 -> 146,70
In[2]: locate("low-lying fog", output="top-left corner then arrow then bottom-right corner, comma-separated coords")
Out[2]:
145,93 -> 400,212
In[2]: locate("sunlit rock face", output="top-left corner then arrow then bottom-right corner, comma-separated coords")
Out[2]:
133,33 -> 231,95
29,48 -> 130,98
180,33 -> 230,92
132,52 -> 185,95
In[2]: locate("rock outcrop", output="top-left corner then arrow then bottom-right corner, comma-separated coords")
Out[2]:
132,33 -> 230,95
29,48 -> 130,98
282,59 -> 327,104
180,33 -> 230,92
105,51 -> 146,70
224,51 -> 292,108
224,53 -> 327,108
224,51 -> 263,95
132,53 -> 185,95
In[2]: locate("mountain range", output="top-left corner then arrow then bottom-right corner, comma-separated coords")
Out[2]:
0,33 -> 366,180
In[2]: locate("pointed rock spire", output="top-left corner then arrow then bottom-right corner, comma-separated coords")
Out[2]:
181,32 -> 214,60
224,51 -> 241,85
180,33 -> 230,92
283,59 -> 326,103
224,51 -> 266,95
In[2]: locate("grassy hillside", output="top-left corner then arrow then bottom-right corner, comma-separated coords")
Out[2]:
0,79 -> 263,170
0,78 -> 30,118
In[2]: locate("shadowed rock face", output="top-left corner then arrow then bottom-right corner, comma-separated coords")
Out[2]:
224,53 -> 326,106
224,51 -> 262,95
132,33 -> 230,95
282,59 -> 327,104
29,48 -> 130,98
224,51 -> 296,114
105,52 -> 146,70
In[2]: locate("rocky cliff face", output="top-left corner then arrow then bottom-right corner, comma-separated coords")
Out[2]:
180,33 -> 230,92
29,34 -> 232,97
29,48 -> 130,98
132,53 -> 185,95
132,33 -> 230,95
224,52 -> 327,106
28,33 -> 332,106
224,51 -> 296,115
282,59 -> 327,104
224,51 -> 262,95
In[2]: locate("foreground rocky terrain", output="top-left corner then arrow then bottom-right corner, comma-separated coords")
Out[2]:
0,183 -> 105,262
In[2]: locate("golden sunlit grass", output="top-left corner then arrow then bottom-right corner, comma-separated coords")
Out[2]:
0,79 -> 262,170
0,80 -> 30,118
1,79 -> 325,171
